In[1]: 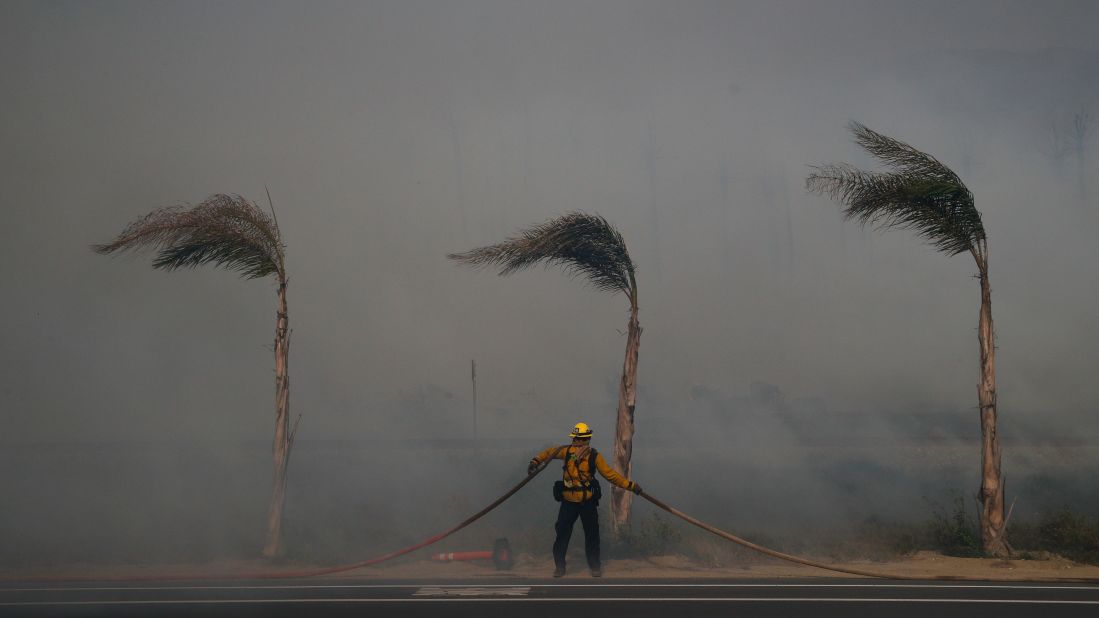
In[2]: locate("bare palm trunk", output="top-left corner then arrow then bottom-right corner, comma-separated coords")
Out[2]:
975,252 -> 1008,556
262,279 -> 291,559
611,293 -> 641,535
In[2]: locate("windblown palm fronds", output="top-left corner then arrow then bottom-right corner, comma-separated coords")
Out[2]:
806,122 -> 985,257
450,210 -> 642,531
95,191 -> 295,558
448,212 -> 636,296
806,121 -> 1008,556
94,194 -> 285,280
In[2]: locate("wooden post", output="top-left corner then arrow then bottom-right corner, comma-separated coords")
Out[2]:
472,359 -> 478,439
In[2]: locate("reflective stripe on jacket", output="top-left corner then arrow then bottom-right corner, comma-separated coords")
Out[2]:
532,444 -> 635,503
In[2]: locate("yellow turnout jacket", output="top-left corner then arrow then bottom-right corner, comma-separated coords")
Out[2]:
532,444 -> 636,503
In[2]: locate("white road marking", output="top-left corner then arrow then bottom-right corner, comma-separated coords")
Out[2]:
414,586 -> 530,596
2,597 -> 1099,607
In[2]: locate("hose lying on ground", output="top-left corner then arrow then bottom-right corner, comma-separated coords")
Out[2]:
9,461 -> 1099,583
8,456 -> 561,583
639,490 -> 1099,583
639,490 -> 914,580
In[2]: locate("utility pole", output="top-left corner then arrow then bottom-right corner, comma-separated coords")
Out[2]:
471,359 -> 477,439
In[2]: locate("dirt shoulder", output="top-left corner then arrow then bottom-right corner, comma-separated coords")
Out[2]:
337,551 -> 1099,582
4,551 -> 1099,583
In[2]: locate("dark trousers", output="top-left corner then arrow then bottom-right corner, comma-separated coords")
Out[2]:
553,500 -> 600,570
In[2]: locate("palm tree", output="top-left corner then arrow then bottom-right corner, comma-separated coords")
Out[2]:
807,122 -> 1007,556
448,212 -> 641,533
94,193 -> 298,559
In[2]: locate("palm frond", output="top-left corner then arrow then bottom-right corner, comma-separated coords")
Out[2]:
448,211 -> 636,296
806,123 -> 985,257
93,194 -> 285,280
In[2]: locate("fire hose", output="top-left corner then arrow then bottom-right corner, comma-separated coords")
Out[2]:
10,459 -> 1099,583
7,456 -> 552,583
639,491 -> 919,580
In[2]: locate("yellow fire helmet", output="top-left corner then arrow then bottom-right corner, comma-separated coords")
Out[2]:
570,422 -> 593,439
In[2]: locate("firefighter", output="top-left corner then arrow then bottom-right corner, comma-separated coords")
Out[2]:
527,422 -> 642,577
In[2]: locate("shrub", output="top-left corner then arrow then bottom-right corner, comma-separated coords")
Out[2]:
1010,508 -> 1099,565
926,495 -> 983,557
613,512 -> 683,558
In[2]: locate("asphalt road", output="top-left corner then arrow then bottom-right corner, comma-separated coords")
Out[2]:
3,577 -> 1099,617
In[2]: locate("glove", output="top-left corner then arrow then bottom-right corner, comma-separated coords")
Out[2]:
527,459 -> 539,475
630,482 -> 642,495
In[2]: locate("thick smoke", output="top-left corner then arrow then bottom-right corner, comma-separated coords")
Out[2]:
2,0 -> 1098,567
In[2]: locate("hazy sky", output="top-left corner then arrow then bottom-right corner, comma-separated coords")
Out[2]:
2,0 -> 1098,445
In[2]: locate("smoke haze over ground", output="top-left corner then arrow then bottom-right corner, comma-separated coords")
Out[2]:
2,0 -> 1098,567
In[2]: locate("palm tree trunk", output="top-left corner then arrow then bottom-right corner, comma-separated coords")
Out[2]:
611,299 -> 641,535
262,279 -> 291,559
976,259 -> 1008,556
